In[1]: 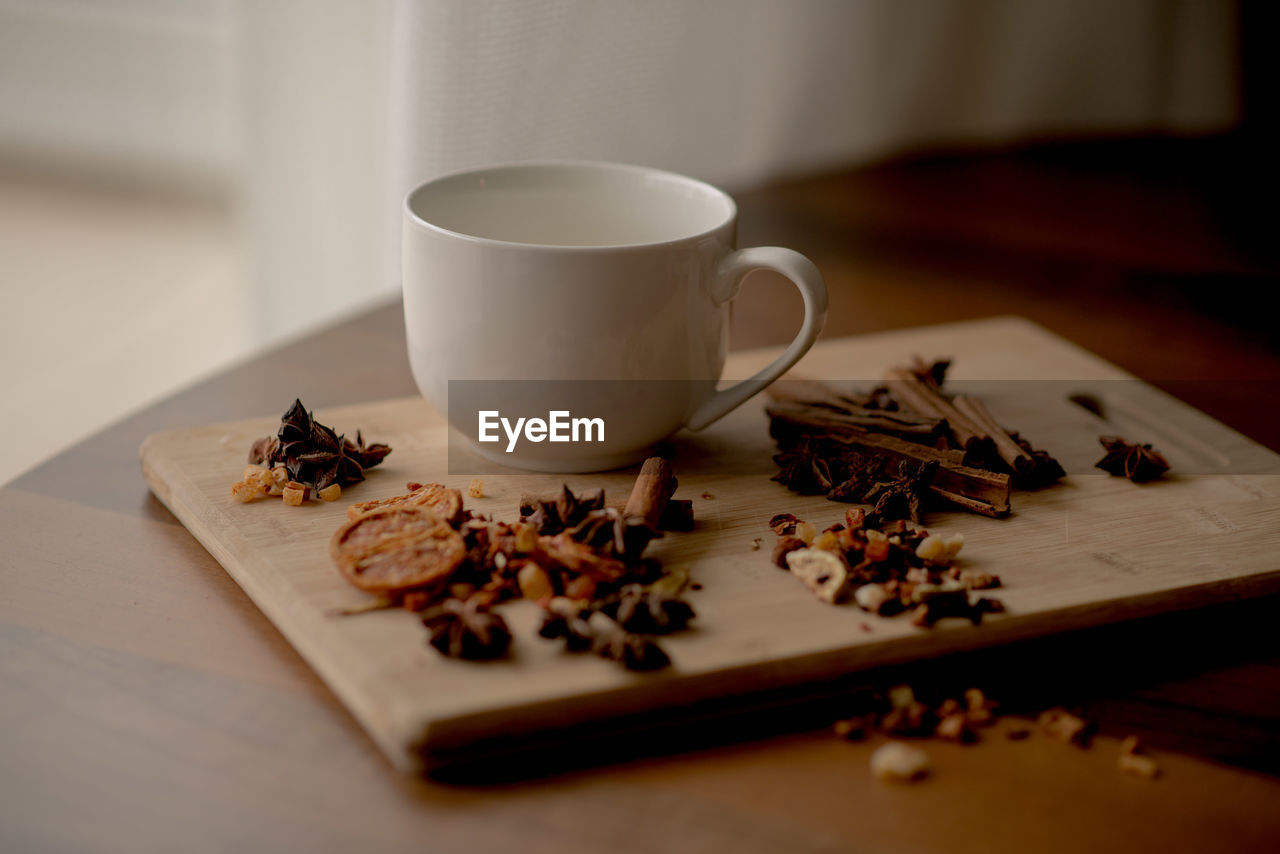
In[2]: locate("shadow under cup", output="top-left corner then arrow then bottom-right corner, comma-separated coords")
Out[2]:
402,161 -> 825,473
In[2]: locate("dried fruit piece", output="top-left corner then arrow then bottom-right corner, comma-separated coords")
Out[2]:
1117,735 -> 1160,778
870,742 -> 930,782
786,547 -> 851,604
346,482 -> 464,525
329,506 -> 466,594
915,533 -> 964,563
516,562 -> 555,601
1038,707 -> 1093,747
537,533 -> 627,581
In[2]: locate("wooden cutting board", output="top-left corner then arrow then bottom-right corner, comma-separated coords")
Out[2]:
140,317 -> 1280,773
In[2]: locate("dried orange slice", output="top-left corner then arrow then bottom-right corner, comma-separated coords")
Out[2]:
346,482 -> 464,525
330,505 -> 466,594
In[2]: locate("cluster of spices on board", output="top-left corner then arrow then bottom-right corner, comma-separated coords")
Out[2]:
327,457 -> 696,670
766,357 -> 1066,520
767,509 -> 1002,625
232,399 -> 392,505
762,357 -> 1170,620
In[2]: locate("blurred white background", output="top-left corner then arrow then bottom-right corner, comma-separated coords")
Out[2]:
0,0 -> 1238,484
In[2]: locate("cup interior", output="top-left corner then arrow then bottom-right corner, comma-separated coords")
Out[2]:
405,162 -> 735,248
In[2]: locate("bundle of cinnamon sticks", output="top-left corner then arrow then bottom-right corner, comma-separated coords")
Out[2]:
767,358 -> 1064,519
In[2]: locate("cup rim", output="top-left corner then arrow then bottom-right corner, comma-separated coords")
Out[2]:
402,159 -> 738,251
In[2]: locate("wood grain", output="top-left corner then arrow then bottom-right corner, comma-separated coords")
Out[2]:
139,317 -> 1280,772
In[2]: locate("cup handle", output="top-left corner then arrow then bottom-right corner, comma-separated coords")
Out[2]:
684,246 -> 828,431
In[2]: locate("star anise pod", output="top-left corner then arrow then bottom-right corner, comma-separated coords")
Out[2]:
522,485 -> 605,535
585,612 -> 671,671
423,598 -> 512,660
827,453 -> 889,503
248,436 -> 279,466
1009,431 -> 1067,489
1095,436 -> 1170,482
603,584 -> 695,635
566,509 -> 660,566
251,398 -> 391,490
522,499 -> 561,534
861,459 -> 938,522
907,356 -> 950,389
772,441 -> 835,494
343,430 -> 392,470
537,598 -> 596,651
557,485 -> 605,530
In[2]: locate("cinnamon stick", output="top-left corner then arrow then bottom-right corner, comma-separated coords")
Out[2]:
883,367 -> 994,456
622,457 -> 678,530
951,395 -> 1034,473
952,395 -> 1065,488
825,431 -> 1012,517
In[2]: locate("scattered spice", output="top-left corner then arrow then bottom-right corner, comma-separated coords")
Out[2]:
834,685 -> 1159,784
1095,436 -> 1170,482
700,492 -> 715,500
833,685 -> 998,746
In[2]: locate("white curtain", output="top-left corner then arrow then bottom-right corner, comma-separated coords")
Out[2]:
241,0 -> 1238,346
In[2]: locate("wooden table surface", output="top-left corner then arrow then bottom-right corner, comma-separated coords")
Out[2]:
4,138 -> 1279,853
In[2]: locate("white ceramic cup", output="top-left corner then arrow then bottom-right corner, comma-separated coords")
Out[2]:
403,161 -> 827,472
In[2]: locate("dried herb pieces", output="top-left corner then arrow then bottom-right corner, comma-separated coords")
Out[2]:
1095,436 -> 1170,482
